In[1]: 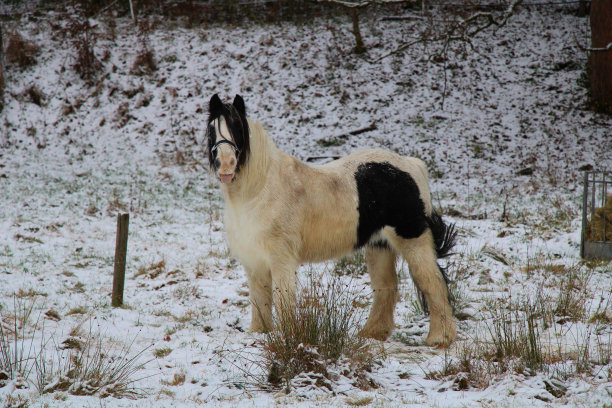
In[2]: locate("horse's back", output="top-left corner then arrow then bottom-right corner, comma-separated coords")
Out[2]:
322,148 -> 426,175
319,149 -> 432,211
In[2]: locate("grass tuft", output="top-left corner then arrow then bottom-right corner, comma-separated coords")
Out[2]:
40,325 -> 153,398
332,250 -> 367,276
154,347 -> 172,358
486,296 -> 544,372
0,298 -> 151,399
5,31 -> 39,68
0,296 -> 41,389
258,274 -> 377,392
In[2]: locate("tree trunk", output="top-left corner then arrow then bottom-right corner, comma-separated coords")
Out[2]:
577,0 -> 589,17
0,24 -> 5,112
351,8 -> 366,54
589,0 -> 612,113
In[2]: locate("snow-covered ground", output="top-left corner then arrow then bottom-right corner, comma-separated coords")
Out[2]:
0,3 -> 611,407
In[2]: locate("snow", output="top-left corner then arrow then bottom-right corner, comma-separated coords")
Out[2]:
1,2 -> 611,407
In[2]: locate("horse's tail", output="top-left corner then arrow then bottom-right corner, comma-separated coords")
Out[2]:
426,210 -> 457,260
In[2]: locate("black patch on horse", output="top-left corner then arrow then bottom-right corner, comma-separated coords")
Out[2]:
354,162 -> 428,248
207,94 -> 250,172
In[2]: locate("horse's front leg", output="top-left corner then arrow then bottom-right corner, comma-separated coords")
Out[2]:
270,259 -> 298,322
245,266 -> 272,332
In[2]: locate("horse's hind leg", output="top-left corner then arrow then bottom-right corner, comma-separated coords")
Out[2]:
389,230 -> 456,347
359,245 -> 398,341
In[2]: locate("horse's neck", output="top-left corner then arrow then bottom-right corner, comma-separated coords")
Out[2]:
224,119 -> 279,200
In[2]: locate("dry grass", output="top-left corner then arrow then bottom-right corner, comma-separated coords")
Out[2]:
586,193 -> 612,242
425,340 -> 493,390
40,325 -> 152,398
154,347 -> 172,358
522,255 -> 575,275
161,370 -> 185,386
5,31 -> 40,68
345,395 -> 374,406
480,244 -> 510,266
552,267 -> 591,323
0,296 -> 41,388
66,306 -> 88,316
135,260 -> 166,279
1,296 -> 151,399
444,253 -> 473,320
332,250 -> 367,276
426,277 -> 610,391
486,297 -> 544,372
255,274 -> 377,392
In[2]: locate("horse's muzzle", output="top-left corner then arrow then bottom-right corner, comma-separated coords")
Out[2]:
219,173 -> 234,184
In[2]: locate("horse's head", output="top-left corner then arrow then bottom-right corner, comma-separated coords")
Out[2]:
207,94 -> 250,184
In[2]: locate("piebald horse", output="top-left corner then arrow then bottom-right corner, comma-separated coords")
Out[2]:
207,94 -> 457,347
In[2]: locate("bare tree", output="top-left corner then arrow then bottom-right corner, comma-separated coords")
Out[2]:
318,0 -> 418,54
319,0 -> 523,58
375,0 -> 524,62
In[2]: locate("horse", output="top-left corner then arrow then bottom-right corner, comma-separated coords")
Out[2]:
206,94 -> 457,347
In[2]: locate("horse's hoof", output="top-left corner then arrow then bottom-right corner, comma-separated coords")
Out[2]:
249,323 -> 270,333
358,326 -> 392,341
425,332 -> 455,348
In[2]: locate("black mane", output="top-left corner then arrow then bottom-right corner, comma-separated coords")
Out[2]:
207,94 -> 250,172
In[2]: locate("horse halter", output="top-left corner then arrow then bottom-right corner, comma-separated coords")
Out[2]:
211,138 -> 241,155
209,118 -> 241,156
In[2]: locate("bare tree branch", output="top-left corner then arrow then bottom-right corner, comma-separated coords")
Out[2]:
317,0 -> 370,7
317,0 -> 418,7
373,0 -> 524,62
574,32 -> 612,53
587,42 -> 612,52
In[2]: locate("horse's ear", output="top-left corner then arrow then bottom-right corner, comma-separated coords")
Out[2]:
209,94 -> 223,115
233,94 -> 246,116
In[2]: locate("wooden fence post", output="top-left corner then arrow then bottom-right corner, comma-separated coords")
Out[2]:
112,213 -> 129,307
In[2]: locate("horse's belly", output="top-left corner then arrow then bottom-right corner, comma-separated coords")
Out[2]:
298,213 -> 358,263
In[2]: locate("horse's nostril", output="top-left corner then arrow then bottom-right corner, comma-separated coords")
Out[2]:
229,157 -> 236,166
215,158 -> 221,168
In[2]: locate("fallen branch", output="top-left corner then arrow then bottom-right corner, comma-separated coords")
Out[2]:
324,122 -> 377,140
343,122 -> 377,136
306,155 -> 343,162
307,122 -> 377,162
381,14 -> 452,22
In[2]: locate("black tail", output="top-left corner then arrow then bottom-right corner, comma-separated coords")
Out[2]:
426,210 -> 457,259
417,211 -> 458,315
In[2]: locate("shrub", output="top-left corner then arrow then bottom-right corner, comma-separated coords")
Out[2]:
131,19 -> 156,76
259,274 -> 377,392
5,31 -> 39,68
68,14 -> 102,81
